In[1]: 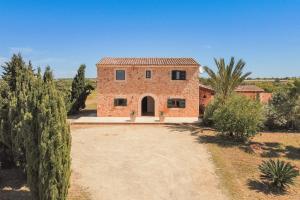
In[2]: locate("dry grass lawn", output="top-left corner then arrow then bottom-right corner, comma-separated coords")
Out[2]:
198,130 -> 300,200
85,90 -> 97,110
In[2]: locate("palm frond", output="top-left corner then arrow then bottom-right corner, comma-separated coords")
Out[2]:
204,57 -> 251,101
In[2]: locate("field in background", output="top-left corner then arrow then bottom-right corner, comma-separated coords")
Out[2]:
85,90 -> 97,110
55,78 -> 97,110
199,130 -> 300,200
200,77 -> 300,93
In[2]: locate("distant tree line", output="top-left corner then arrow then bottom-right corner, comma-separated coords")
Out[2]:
200,76 -> 299,93
0,54 -> 71,199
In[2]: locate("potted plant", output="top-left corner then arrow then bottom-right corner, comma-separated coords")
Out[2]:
130,111 -> 136,122
159,111 -> 165,122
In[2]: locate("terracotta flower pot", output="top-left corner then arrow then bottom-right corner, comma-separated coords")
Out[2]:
159,115 -> 165,122
130,115 -> 136,122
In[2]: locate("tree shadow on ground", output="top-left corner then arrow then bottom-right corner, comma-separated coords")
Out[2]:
165,124 -> 300,159
164,124 -> 210,136
196,134 -> 245,148
68,109 -> 97,119
285,145 -> 300,160
247,179 -> 286,195
0,168 -> 31,200
165,124 -> 214,136
196,132 -> 300,159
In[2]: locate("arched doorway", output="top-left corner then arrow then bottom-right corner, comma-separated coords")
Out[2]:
141,96 -> 155,116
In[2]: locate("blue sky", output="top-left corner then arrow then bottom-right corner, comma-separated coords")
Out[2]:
0,0 -> 299,78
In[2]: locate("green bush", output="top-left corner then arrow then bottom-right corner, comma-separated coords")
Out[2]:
265,80 -> 300,131
212,94 -> 264,141
259,159 -> 299,191
202,97 -> 222,126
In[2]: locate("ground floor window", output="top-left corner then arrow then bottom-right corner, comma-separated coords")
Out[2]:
114,98 -> 127,106
167,98 -> 186,108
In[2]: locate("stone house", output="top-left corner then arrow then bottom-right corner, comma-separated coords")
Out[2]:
199,84 -> 272,113
97,57 -> 200,117
199,84 -> 215,113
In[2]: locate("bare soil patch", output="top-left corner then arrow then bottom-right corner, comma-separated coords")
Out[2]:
71,125 -> 228,200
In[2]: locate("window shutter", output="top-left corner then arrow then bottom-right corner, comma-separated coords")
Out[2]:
167,99 -> 173,108
179,99 -> 186,108
180,71 -> 186,80
171,71 -> 176,80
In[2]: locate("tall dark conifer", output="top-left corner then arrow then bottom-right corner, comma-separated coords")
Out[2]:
25,67 -> 43,198
1,55 -> 71,199
69,64 -> 94,114
33,66 -> 71,199
0,54 -> 33,169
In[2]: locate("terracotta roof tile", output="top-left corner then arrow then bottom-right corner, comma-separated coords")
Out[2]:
97,57 -> 200,66
199,84 -> 265,92
199,84 -> 214,91
235,85 -> 265,92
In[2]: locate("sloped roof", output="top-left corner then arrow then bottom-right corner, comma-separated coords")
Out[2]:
199,84 -> 214,91
235,85 -> 265,92
199,84 -> 265,92
97,57 -> 200,66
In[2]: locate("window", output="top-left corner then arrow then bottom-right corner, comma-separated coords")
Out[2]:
167,99 -> 186,108
171,70 -> 186,80
145,70 -> 151,79
116,70 -> 125,80
114,98 -> 127,106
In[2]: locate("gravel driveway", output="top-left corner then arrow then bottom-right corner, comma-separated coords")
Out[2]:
71,125 -> 228,200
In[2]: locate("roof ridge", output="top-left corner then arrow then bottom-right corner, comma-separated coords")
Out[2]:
97,57 -> 200,66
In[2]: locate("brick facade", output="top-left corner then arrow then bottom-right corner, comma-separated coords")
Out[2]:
199,85 -> 215,114
199,84 -> 272,114
97,59 -> 200,117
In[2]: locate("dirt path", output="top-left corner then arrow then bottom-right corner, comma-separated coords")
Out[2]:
71,125 -> 228,200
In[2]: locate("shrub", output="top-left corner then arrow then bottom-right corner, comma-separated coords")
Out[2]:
259,159 -> 299,191
265,91 -> 294,130
212,94 -> 264,141
265,81 -> 300,131
202,97 -> 222,126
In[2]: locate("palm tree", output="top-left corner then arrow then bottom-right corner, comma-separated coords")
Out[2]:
204,57 -> 251,101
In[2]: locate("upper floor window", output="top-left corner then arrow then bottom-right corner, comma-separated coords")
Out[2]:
172,70 -> 186,80
145,70 -> 152,79
167,98 -> 186,108
114,98 -> 127,106
116,70 -> 125,80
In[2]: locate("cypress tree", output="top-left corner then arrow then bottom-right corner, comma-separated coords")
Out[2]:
69,64 -> 94,114
0,80 -> 13,167
25,67 -> 43,198
27,66 -> 71,199
1,55 -> 71,199
0,54 -> 33,169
